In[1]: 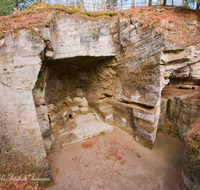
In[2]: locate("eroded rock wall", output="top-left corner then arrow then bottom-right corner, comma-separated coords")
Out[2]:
0,29 -> 51,180
162,44 -> 200,87
35,14 -> 120,59
0,11 -> 200,181
110,18 -> 166,146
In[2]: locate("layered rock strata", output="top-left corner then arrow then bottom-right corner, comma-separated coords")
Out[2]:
0,9 -> 200,187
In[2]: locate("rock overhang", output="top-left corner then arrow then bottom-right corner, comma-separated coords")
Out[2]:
44,56 -> 115,72
0,5 -> 200,182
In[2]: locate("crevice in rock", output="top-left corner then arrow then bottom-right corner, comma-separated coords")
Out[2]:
169,76 -> 200,87
99,93 -> 113,99
0,81 -> 10,88
163,49 -> 185,54
118,100 -> 155,110
167,58 -> 190,65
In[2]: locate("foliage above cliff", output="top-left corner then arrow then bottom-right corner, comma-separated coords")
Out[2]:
0,3 -> 199,47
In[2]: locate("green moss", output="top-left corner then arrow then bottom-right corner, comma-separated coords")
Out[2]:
72,9 -> 79,13
93,131 -> 106,138
15,14 -> 22,18
82,11 -> 91,16
95,13 -> 101,16
190,118 -> 195,124
103,12 -> 113,15
127,13 -> 133,18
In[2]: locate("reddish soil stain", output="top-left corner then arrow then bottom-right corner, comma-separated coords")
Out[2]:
82,137 -> 99,148
45,126 -> 184,190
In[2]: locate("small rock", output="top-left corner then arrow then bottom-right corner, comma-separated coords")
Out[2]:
122,117 -> 127,123
44,139 -> 52,150
71,106 -> 80,113
48,104 -> 59,113
80,107 -> 89,114
63,111 -> 68,117
75,88 -> 84,97
135,135 -> 139,142
65,96 -> 73,103
155,9 -> 164,12
106,114 -> 113,124
73,97 -> 88,107
46,50 -> 54,58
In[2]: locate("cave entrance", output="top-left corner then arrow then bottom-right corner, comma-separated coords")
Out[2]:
32,55 -> 116,151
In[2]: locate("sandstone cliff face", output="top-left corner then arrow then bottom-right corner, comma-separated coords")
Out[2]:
0,5 -> 200,187
0,30 -> 49,176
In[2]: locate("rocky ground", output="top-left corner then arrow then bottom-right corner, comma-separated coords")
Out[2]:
44,126 -> 184,190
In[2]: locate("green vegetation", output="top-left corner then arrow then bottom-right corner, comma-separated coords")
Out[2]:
0,0 -> 34,16
0,1 -> 119,17
189,132 -> 200,158
184,0 -> 200,12
0,0 -> 14,15
137,10 -> 143,14
93,131 -> 106,138
72,9 -> 79,12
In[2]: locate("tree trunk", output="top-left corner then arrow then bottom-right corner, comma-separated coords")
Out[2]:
149,0 -> 152,6
131,0 -> 135,8
80,0 -> 85,10
196,2 -> 200,13
172,0 -> 174,6
163,0 -> 166,5
16,0 -> 19,10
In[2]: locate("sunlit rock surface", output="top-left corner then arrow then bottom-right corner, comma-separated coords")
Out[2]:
0,7 -> 200,187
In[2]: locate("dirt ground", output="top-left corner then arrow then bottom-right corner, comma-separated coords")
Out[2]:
44,126 -> 184,190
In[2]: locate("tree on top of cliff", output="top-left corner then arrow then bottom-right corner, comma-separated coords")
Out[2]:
183,0 -> 200,12
106,0 -> 118,10
194,0 -> 200,13
0,0 -> 34,15
14,0 -> 34,11
0,0 -> 14,15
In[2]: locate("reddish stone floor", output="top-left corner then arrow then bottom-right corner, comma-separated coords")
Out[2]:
44,126 -> 184,190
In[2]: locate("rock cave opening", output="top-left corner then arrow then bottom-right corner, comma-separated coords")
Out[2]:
32,55 -> 116,151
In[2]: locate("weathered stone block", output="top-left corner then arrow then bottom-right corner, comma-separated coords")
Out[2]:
113,101 -> 159,144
